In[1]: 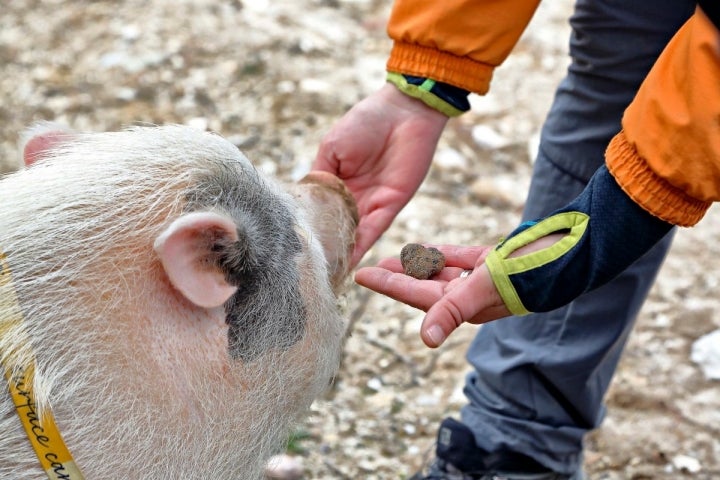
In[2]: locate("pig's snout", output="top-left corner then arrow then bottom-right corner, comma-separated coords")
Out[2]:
299,171 -> 359,227
296,171 -> 358,291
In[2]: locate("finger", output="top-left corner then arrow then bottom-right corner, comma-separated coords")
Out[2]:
419,265 -> 509,348
463,305 -> 513,325
351,209 -> 401,268
421,304 -> 513,348
312,137 -> 340,174
422,244 -> 494,269
371,257 -> 474,284
374,257 -> 403,271
351,227 -> 384,269
371,257 -> 477,284
354,267 -> 446,311
351,229 -> 383,268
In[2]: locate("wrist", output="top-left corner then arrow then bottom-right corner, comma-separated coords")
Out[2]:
378,83 -> 450,129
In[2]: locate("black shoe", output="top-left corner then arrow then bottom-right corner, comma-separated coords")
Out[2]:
409,418 -> 582,480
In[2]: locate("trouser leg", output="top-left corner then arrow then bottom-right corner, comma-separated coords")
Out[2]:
460,0 -> 695,474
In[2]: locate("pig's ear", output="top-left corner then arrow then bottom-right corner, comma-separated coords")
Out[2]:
154,212 -> 240,309
20,122 -> 75,167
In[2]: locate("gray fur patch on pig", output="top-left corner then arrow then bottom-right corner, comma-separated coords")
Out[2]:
188,165 -> 306,362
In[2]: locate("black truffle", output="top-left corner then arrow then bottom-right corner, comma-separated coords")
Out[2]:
400,243 -> 446,280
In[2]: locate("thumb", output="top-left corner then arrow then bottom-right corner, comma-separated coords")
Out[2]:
420,265 -> 510,348
312,135 -> 341,173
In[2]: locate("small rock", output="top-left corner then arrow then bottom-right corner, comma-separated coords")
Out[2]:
400,243 -> 445,280
185,117 -> 209,131
265,454 -> 304,480
672,454 -> 701,474
120,24 -> 141,42
690,329 -> 720,379
415,394 -> 440,407
434,148 -> 467,170
470,175 -> 527,209
366,377 -> 383,392
299,78 -> 331,93
114,87 -> 136,102
471,125 -> 510,150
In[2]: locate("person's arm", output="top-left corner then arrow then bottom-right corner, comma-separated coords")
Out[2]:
314,1 -> 542,267
608,4 -> 720,226
489,4 -> 720,315
357,5 -> 720,346
484,165 -> 674,316
355,164 -> 676,347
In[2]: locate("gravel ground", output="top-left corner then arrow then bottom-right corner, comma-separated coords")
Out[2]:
2,1 -> 719,479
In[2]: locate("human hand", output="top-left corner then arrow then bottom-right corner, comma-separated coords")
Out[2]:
354,244 -> 511,348
313,83 -> 449,268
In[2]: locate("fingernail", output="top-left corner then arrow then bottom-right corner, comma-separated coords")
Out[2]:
426,325 -> 446,347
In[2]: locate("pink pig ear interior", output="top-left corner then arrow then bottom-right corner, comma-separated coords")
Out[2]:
20,122 -> 75,167
154,211 -> 240,309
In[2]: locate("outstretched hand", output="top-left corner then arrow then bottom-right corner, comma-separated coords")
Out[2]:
313,84 -> 449,268
354,244 -> 511,348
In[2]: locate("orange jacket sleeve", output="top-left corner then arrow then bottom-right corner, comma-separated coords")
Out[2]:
386,0 -> 541,94
606,7 -> 720,227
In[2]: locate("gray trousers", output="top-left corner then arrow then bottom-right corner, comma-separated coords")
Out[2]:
460,0 -> 696,474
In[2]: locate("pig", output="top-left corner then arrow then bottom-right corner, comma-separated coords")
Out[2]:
0,124 -> 358,479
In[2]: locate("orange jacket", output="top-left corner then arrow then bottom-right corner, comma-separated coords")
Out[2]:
606,8 -> 719,226
387,0 -> 540,94
386,2 -> 720,226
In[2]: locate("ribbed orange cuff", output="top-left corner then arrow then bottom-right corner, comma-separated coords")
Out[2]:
606,131 -> 711,227
386,42 -> 494,95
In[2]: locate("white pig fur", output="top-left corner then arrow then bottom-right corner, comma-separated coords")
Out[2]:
0,125 -> 357,479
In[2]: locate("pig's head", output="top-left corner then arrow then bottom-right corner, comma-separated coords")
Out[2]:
0,124 -> 357,479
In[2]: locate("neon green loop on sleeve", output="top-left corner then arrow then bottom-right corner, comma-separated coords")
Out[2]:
386,72 -> 465,117
485,212 -> 590,316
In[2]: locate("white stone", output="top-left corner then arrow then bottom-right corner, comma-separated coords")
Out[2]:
690,329 -> 720,379
471,125 -> 510,150
434,148 -> 467,170
299,78 -> 331,94
672,454 -> 702,474
185,117 -> 209,131
265,454 -> 304,480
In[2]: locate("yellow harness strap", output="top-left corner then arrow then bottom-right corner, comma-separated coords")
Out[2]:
1,252 -> 85,480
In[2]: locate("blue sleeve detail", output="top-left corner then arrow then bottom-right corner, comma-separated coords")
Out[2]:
503,165 -> 674,312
